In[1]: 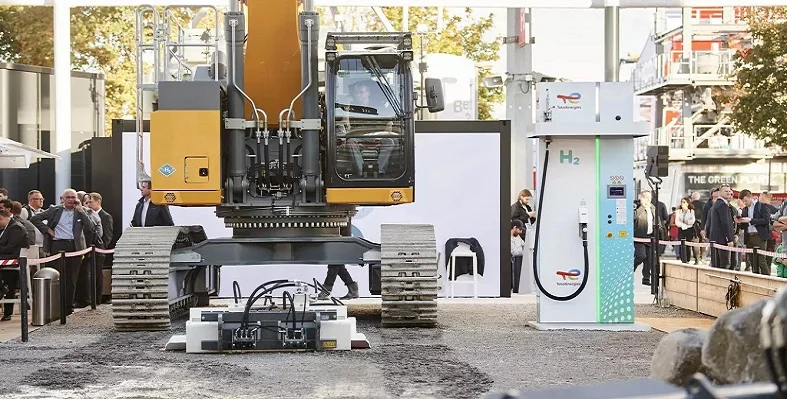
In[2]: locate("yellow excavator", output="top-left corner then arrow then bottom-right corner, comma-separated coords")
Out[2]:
111,0 -> 445,334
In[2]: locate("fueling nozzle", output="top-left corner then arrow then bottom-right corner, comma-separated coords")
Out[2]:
578,204 -> 589,241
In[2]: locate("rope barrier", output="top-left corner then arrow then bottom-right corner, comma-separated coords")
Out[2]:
632,237 -> 775,256
0,245 -> 116,342
0,246 -> 115,268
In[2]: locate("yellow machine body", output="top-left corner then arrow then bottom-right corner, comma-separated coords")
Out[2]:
325,187 -> 414,205
243,0 -> 302,127
150,109 -> 222,206
148,2 -> 414,208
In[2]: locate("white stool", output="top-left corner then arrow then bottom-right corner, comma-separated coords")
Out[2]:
0,256 -> 34,315
447,242 -> 478,298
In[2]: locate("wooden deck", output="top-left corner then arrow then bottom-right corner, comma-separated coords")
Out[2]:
661,259 -> 787,317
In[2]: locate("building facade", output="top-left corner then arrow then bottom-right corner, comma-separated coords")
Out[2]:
630,7 -> 782,206
0,63 -> 106,204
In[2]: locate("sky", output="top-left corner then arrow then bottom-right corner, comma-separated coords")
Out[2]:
486,8 -> 656,81
473,7 -> 656,118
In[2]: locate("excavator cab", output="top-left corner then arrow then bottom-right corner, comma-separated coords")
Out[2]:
323,33 -> 444,205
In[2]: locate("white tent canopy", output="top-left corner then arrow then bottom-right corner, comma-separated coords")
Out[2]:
0,137 -> 59,169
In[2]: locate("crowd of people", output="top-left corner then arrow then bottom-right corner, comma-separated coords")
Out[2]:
508,184 -> 787,296
635,184 -> 787,284
0,179 -> 179,323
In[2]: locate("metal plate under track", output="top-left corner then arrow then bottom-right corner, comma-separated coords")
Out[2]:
111,226 -> 191,331
380,224 -> 439,327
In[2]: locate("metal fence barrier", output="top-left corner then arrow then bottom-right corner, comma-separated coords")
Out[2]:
0,245 -> 115,342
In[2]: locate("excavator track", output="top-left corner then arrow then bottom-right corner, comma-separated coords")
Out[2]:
380,224 -> 439,327
111,226 -> 207,331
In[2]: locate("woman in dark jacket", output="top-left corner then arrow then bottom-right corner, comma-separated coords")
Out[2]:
0,209 -> 30,321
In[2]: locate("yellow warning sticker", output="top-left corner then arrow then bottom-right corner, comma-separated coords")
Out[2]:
321,340 -> 337,349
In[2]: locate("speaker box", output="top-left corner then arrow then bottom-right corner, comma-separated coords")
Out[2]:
646,145 -> 669,178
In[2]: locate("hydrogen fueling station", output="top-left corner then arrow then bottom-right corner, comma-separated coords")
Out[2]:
526,81 -> 651,331
4,0 -> 787,398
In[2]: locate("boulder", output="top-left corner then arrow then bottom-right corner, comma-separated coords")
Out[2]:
701,299 -> 771,384
651,328 -> 708,386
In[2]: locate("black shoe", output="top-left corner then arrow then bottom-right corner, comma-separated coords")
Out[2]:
0,315 -> 11,321
339,282 -> 360,300
316,284 -> 333,300
642,279 -> 651,286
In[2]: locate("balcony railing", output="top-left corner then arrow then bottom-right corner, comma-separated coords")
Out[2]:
634,124 -> 776,161
632,50 -> 736,93
655,8 -> 747,37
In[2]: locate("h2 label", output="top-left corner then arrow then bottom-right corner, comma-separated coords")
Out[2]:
559,149 -> 580,165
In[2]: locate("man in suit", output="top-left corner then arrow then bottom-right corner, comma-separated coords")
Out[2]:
706,184 -> 736,270
86,192 -> 113,303
74,193 -> 102,308
30,188 -> 96,315
699,187 -> 720,263
633,190 -> 656,286
131,180 -> 174,227
737,189 -> 773,275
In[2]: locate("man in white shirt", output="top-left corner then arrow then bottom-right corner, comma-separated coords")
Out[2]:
30,188 -> 96,315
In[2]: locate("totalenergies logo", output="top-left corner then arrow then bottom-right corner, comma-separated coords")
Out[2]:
556,92 -> 582,110
556,269 -> 582,286
557,92 -> 581,104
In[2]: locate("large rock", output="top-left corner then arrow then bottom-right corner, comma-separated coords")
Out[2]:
702,299 -> 771,384
651,328 -> 708,386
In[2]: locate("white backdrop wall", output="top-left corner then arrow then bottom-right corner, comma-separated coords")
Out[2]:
121,124 -> 508,298
417,53 -> 478,121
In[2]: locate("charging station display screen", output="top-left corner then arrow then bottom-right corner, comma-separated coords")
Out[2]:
607,185 -> 626,199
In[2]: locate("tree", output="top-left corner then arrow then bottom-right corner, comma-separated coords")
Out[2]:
365,7 -> 503,120
0,6 -> 210,134
728,7 -> 787,148
0,6 -> 141,134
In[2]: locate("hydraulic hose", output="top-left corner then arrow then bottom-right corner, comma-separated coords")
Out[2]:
532,139 -> 591,301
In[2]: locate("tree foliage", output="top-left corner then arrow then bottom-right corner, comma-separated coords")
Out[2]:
0,5 -> 504,139
365,7 -> 503,120
0,6 -> 140,134
0,6 -> 212,134
728,7 -> 787,148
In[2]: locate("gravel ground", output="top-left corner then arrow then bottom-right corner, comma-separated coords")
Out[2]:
0,302 -> 705,399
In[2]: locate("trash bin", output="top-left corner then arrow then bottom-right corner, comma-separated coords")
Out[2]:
32,267 -> 60,326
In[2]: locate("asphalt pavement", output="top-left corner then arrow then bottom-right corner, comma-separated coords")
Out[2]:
0,293 -> 700,399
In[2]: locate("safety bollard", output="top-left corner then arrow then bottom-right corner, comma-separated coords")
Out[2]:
650,236 -> 660,296
19,256 -> 28,342
709,241 -> 717,268
58,250 -> 66,325
90,246 -> 97,310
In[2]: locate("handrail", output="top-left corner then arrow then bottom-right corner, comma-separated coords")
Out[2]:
633,49 -> 737,92
641,123 -> 775,155
655,8 -> 748,36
